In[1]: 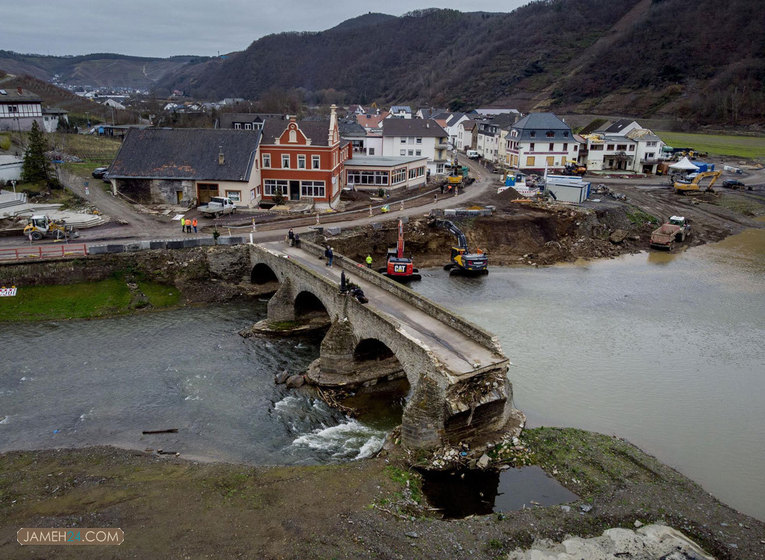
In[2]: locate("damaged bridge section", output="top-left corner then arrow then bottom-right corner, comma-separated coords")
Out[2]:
248,241 -> 522,450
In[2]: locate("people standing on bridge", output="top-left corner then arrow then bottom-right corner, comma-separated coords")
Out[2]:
192,218 -> 198,233
340,271 -> 347,293
180,216 -> 186,232
327,247 -> 334,267
365,255 -> 373,268
293,233 -> 301,248
288,228 -> 295,246
324,245 -> 330,265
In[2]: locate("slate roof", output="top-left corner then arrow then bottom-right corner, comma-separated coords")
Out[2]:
604,119 -> 638,134
511,112 -> 573,142
261,119 -> 333,146
381,118 -> 447,138
339,121 -> 367,137
218,112 -> 282,128
0,87 -> 41,103
109,128 -> 261,181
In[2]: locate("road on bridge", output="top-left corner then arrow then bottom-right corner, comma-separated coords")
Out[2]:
262,240 -> 507,379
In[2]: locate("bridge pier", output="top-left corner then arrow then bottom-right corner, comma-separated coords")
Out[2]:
267,277 -> 297,322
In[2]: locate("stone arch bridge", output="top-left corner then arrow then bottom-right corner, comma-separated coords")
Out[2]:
250,240 -> 520,450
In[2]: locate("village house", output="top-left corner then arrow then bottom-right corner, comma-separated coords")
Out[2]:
0,87 -> 43,132
356,110 -> 388,132
258,105 -> 351,209
475,113 -> 519,164
505,112 -> 581,173
380,118 -> 449,175
579,119 -> 665,174
456,120 -> 477,151
42,107 -> 69,133
388,105 -> 412,119
107,128 -> 262,207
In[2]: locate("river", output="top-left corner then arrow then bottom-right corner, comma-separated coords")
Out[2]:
411,228 -> 765,522
0,230 -> 763,521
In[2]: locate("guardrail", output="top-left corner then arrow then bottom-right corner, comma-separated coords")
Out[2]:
0,243 -> 88,261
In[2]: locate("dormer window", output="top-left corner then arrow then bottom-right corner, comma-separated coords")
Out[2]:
546,131 -> 554,137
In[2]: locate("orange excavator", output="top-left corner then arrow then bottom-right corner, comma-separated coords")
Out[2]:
381,219 -> 421,282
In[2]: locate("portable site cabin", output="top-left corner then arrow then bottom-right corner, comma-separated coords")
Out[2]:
544,175 -> 591,203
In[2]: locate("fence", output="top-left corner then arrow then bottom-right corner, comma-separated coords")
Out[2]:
0,243 -> 88,261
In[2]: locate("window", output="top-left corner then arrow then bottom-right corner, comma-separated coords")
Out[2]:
400,149 -> 406,156
607,144 -> 615,151
408,150 -> 413,156
415,150 -> 421,156
300,180 -> 325,198
262,154 -> 271,168
646,152 -> 655,159
416,137 -> 422,144
549,143 -> 555,151
264,179 -> 288,196
628,145 -> 635,151
546,156 -> 554,166
312,155 -> 320,169
590,144 -> 603,151
617,144 -> 627,151
244,123 -> 252,130
368,147 -> 375,156
546,131 -> 554,138
225,190 -> 241,202
526,156 -> 536,167
529,143 -> 535,151
647,141 -> 657,147
529,131 -> 536,137
563,131 -> 569,137
563,143 -> 568,151
298,155 -> 306,169
392,168 -> 407,184
281,154 -> 290,168
574,145 -> 578,151
436,164 -> 445,174
234,123 -> 241,129
408,166 -> 425,179
400,137 -> 406,144
347,170 -> 389,185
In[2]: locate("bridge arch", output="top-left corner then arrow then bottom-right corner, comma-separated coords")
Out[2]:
294,290 -> 330,319
251,262 -> 279,285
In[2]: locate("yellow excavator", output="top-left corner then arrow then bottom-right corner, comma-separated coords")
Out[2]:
674,170 -> 722,195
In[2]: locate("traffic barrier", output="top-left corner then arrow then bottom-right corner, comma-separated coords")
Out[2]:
0,243 -> 88,261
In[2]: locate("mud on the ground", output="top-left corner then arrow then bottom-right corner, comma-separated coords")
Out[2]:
1,428 -> 763,559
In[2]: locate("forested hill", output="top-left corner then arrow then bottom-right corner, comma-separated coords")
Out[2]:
157,0 -> 764,125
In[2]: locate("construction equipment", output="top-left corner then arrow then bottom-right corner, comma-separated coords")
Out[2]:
445,158 -> 474,190
563,159 -> 587,176
431,218 -> 488,275
23,215 -> 79,241
380,219 -> 421,281
650,216 -> 691,250
674,170 -> 721,194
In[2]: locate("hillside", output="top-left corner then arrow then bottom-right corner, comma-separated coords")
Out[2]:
0,51 -> 205,89
1,0 -> 763,126
156,0 -> 764,126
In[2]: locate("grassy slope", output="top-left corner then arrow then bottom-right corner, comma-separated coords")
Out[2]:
656,131 -> 765,161
0,276 -> 180,321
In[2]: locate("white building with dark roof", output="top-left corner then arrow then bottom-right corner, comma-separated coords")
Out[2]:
505,112 -> 580,173
381,118 -> 449,175
580,119 -> 665,174
0,87 -> 43,131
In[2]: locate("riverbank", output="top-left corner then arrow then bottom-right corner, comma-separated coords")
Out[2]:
1,428 -> 763,559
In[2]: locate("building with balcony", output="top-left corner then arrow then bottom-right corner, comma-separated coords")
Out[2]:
381,118 -> 449,175
504,112 -> 580,173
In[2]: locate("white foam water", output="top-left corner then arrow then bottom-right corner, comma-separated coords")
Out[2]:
290,418 -> 386,460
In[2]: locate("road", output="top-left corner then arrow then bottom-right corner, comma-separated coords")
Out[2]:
1,154 -> 500,249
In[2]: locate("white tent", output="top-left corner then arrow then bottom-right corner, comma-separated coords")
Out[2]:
669,157 -> 699,171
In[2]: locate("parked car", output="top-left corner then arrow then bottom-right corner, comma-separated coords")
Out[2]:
92,167 -> 108,179
722,179 -> 745,189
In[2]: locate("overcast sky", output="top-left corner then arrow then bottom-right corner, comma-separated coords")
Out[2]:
1,0 -> 530,58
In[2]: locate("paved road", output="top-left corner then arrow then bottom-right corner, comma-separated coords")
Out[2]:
262,239 -> 506,378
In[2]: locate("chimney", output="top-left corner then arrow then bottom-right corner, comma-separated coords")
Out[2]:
328,104 -> 338,145
218,146 -> 225,165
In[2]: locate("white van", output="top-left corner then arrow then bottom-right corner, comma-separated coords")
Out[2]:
466,150 -> 480,159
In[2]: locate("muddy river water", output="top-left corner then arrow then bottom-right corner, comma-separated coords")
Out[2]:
0,229 -> 763,521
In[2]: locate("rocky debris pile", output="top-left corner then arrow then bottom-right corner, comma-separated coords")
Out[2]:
418,434 -> 534,471
506,524 -> 715,560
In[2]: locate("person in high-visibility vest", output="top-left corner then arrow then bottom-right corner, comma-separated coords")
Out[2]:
192,218 -> 198,233
365,255 -> 373,268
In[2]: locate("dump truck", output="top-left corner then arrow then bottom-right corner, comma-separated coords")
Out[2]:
197,196 -> 237,217
650,216 -> 691,250
23,215 -> 79,241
